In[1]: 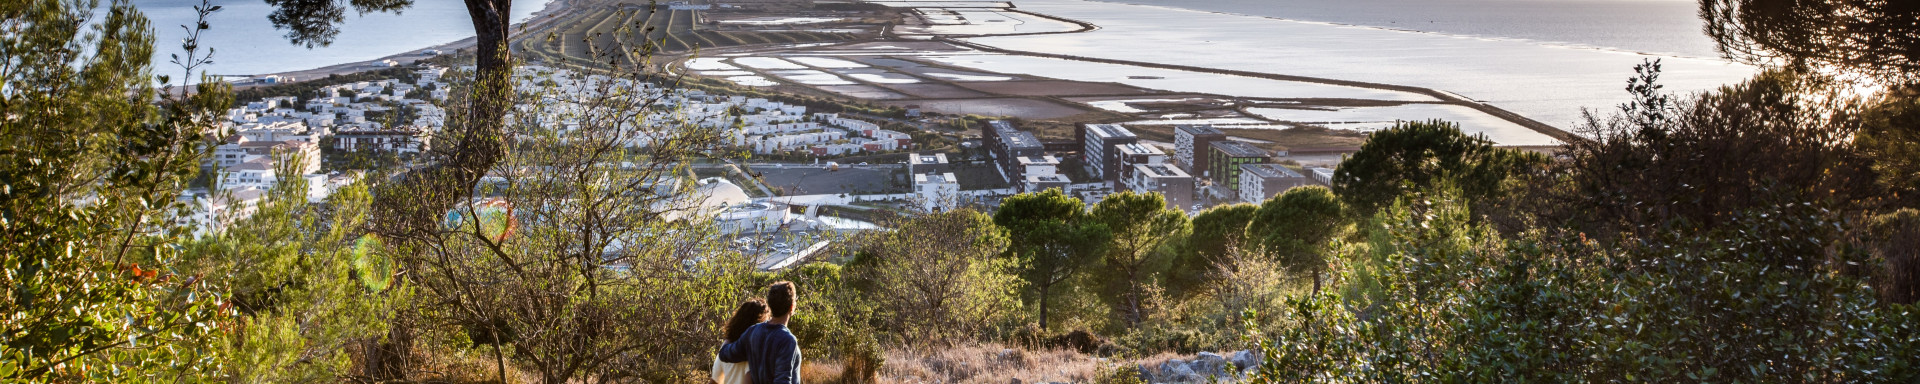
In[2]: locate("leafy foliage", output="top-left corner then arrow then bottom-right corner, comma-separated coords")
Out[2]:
1252,194 -> 1920,383
1701,0 -> 1920,84
1,0 -> 238,380
849,209 -> 1023,347
994,188 -> 1109,331
1088,191 -> 1189,327
1247,186 -> 1346,293
1330,120 -> 1547,217
1165,203 -> 1259,301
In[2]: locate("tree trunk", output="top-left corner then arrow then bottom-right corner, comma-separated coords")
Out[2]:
370,0 -> 513,237
1037,283 -> 1051,331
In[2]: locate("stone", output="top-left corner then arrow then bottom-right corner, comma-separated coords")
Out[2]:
1230,350 -> 1260,370
1168,362 -> 1196,379
1194,352 -> 1227,374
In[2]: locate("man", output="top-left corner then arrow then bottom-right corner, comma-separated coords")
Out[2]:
719,281 -> 803,384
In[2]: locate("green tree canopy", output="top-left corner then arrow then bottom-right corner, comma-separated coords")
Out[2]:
853,209 -> 1021,346
1247,186 -> 1347,293
1088,191 -> 1190,326
1166,203 -> 1259,300
993,188 -> 1107,330
1701,0 -> 1920,84
1330,120 -> 1548,217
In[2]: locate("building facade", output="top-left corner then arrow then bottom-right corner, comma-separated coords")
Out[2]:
1125,163 -> 1197,211
914,172 -> 961,212
1174,124 -> 1226,175
1238,163 -> 1313,204
1080,123 -> 1140,182
1207,141 -> 1272,189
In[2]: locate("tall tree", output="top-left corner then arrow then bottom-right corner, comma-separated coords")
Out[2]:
1551,63 -> 1879,235
993,188 -> 1107,330
1,0 -> 235,380
262,0 -> 518,238
1088,191 -> 1190,326
1331,120 -> 1547,217
1247,186 -> 1347,294
1701,0 -> 1920,84
1166,203 -> 1259,300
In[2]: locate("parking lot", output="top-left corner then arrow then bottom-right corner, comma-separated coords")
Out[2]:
750,164 -> 906,196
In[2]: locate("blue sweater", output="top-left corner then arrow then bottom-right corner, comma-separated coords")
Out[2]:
718,322 -> 802,384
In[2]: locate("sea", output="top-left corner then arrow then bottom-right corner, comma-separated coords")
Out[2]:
133,0 -> 551,78
133,0 -> 1719,77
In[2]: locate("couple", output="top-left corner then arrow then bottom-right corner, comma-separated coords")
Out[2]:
712,281 -> 803,384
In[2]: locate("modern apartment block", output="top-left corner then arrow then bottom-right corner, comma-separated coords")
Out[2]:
988,121 -> 1045,180
1207,140 -> 1272,189
1080,123 -> 1140,182
914,172 -> 961,212
1125,163 -> 1198,211
1238,163 -> 1313,204
1174,124 -> 1226,175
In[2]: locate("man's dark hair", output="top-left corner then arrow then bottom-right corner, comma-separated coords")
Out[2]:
767,281 -> 797,318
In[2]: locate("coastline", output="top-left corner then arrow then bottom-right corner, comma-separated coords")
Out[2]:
240,0 -> 576,88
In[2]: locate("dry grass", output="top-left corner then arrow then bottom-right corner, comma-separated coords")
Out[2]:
804,361 -> 851,384
407,347 -> 541,384
877,343 -> 1111,384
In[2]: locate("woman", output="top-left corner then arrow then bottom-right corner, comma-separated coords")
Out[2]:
713,299 -> 768,384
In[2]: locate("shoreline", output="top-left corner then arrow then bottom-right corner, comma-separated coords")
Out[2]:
240,0 -> 577,88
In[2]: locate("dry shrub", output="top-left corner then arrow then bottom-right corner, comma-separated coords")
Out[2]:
879,343 -> 1104,384
803,361 -> 849,384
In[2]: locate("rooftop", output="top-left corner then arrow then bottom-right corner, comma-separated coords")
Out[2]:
1118,143 -> 1164,156
1085,124 -> 1138,140
1000,131 -> 1043,150
1240,163 -> 1305,179
1176,124 -> 1226,136
1137,163 -> 1191,178
1028,174 -> 1071,183
915,172 -> 958,185
1017,155 -> 1061,165
1213,141 -> 1269,158
911,153 -> 949,165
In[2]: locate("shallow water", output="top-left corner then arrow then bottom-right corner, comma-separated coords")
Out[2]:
964,0 -> 1756,130
922,54 -> 1436,101
1246,105 -> 1556,146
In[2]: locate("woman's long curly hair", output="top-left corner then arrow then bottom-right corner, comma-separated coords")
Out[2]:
725,299 -> 770,342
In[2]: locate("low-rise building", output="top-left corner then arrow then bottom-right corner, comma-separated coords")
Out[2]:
335,127 -> 432,153
914,172 -> 961,212
1308,167 -> 1336,185
1125,163 -> 1197,211
1025,174 -> 1071,193
1208,141 -> 1271,190
1174,124 -> 1227,174
1238,163 -> 1313,204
